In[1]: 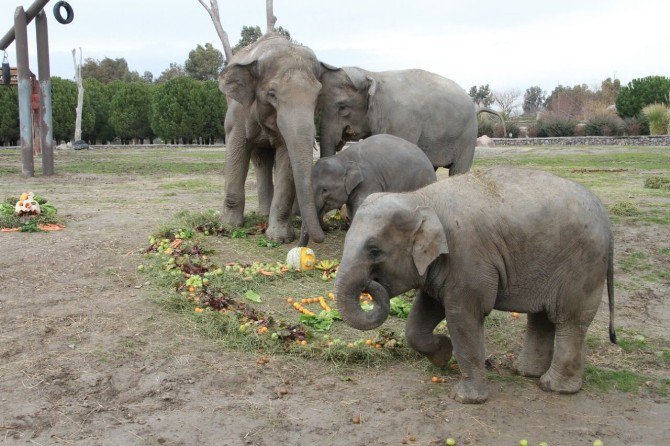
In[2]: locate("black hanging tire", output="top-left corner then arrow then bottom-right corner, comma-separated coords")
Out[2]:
53,1 -> 74,25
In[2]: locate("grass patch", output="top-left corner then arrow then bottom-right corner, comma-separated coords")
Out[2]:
585,365 -> 648,393
644,176 -> 670,190
609,201 -> 640,216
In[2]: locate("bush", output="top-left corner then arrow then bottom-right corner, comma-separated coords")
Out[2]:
477,115 -> 495,137
609,201 -> 640,217
644,176 -> 670,190
623,116 -> 649,136
538,115 -> 577,137
641,103 -> 669,135
493,121 -> 520,138
615,76 -> 670,118
584,114 -> 625,136
526,123 -> 540,137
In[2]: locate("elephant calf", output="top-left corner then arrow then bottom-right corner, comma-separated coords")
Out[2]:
334,167 -> 616,404
298,134 -> 437,246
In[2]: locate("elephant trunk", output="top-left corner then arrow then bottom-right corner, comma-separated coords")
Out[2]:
277,107 -> 325,243
334,262 -> 390,330
319,121 -> 343,158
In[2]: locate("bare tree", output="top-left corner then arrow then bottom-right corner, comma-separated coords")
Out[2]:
72,48 -> 84,142
492,88 -> 522,119
196,0 -> 233,62
266,0 -> 276,33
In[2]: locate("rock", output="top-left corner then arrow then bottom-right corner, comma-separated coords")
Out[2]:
476,135 -> 495,147
72,140 -> 89,150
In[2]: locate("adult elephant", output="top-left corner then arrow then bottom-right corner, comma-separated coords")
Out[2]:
334,167 -> 616,403
318,67 -> 504,174
219,34 -> 329,243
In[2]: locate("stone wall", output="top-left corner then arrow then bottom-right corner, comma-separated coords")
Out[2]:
491,135 -> 670,146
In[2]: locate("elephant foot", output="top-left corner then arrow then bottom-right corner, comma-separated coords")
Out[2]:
449,379 -> 489,404
266,221 -> 295,244
514,355 -> 551,378
427,335 -> 454,368
539,369 -> 583,394
222,209 -> 245,228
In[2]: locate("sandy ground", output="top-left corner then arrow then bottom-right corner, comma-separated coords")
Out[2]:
0,147 -> 668,446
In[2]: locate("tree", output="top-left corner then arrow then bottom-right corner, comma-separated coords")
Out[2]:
615,76 -> 670,118
196,0 -> 233,62
523,86 -> 545,115
544,84 -> 594,119
81,57 -> 141,84
493,88 -> 522,119
83,78 -> 114,143
72,48 -> 84,142
201,80 -> 227,143
109,82 -> 153,142
151,77 -> 206,143
141,71 -> 154,83
0,86 -> 19,145
51,77 -> 95,143
233,25 -> 263,53
468,85 -> 493,107
185,43 -> 224,81
597,77 -> 621,105
157,63 -> 186,83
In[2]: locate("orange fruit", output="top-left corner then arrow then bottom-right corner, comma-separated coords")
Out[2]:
287,297 -> 293,303
365,339 -> 373,346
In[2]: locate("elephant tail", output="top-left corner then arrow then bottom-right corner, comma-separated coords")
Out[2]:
607,233 -> 617,344
477,108 -> 507,138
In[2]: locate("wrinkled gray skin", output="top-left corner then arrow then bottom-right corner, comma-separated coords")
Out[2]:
334,167 -> 616,404
318,67 -> 504,174
298,134 -> 436,246
220,34 -> 330,243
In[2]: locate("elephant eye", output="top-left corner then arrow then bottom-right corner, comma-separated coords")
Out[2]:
337,102 -> 347,111
368,246 -> 383,260
267,90 -> 276,99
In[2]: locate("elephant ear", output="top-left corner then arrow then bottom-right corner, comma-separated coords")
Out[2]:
344,161 -> 363,195
220,61 -> 258,107
342,67 -> 377,99
412,207 -> 449,276
319,61 -> 340,77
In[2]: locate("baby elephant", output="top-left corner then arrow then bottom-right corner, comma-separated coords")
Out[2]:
298,134 -> 436,246
334,167 -> 616,404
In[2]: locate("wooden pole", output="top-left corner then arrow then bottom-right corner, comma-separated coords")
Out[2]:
72,47 -> 83,142
36,10 -> 53,175
266,0 -> 276,34
15,7 -> 34,177
196,0 -> 233,62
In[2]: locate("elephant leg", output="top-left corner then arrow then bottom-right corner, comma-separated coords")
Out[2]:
222,129 -> 251,227
515,312 -> 555,377
444,293 -> 489,404
251,149 -> 274,216
539,290 -> 600,394
405,290 -> 453,368
265,145 -> 296,243
291,197 -> 300,218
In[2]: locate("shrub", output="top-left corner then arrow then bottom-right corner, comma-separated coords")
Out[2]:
616,76 -> 670,118
574,124 -> 586,136
493,121 -> 520,138
538,115 -> 576,137
584,114 -> 625,136
526,123 -> 540,137
609,201 -> 640,217
477,115 -> 495,137
644,176 -> 670,190
641,103 -> 669,135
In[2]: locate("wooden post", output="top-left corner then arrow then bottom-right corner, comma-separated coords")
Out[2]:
36,10 -> 53,175
72,47 -> 83,143
15,6 -> 34,177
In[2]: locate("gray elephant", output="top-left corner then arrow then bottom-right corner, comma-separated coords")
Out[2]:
298,134 -> 437,246
219,34 -> 328,243
334,167 -> 616,404
317,66 -> 505,174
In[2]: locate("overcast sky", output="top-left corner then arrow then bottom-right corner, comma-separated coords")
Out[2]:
2,0 -> 669,95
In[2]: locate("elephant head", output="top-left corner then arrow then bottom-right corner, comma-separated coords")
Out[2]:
219,35 -> 327,243
334,194 -> 449,330
297,156 -> 363,246
318,66 -> 376,158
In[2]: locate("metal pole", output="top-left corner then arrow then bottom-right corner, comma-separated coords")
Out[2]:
36,10 -> 53,175
0,0 -> 52,51
15,7 -> 34,177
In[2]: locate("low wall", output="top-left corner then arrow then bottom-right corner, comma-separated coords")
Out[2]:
491,135 -> 670,146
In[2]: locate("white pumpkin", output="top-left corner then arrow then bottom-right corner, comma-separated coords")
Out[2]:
286,247 -> 316,271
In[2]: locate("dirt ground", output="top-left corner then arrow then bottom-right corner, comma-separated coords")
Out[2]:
0,145 -> 668,445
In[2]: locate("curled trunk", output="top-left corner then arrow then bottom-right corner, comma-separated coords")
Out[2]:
334,264 -> 390,330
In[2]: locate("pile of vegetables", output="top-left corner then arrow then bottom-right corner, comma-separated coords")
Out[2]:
0,193 -> 61,231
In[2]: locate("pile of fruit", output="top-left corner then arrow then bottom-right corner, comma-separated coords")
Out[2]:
1,193 -> 61,232
316,259 -> 339,281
